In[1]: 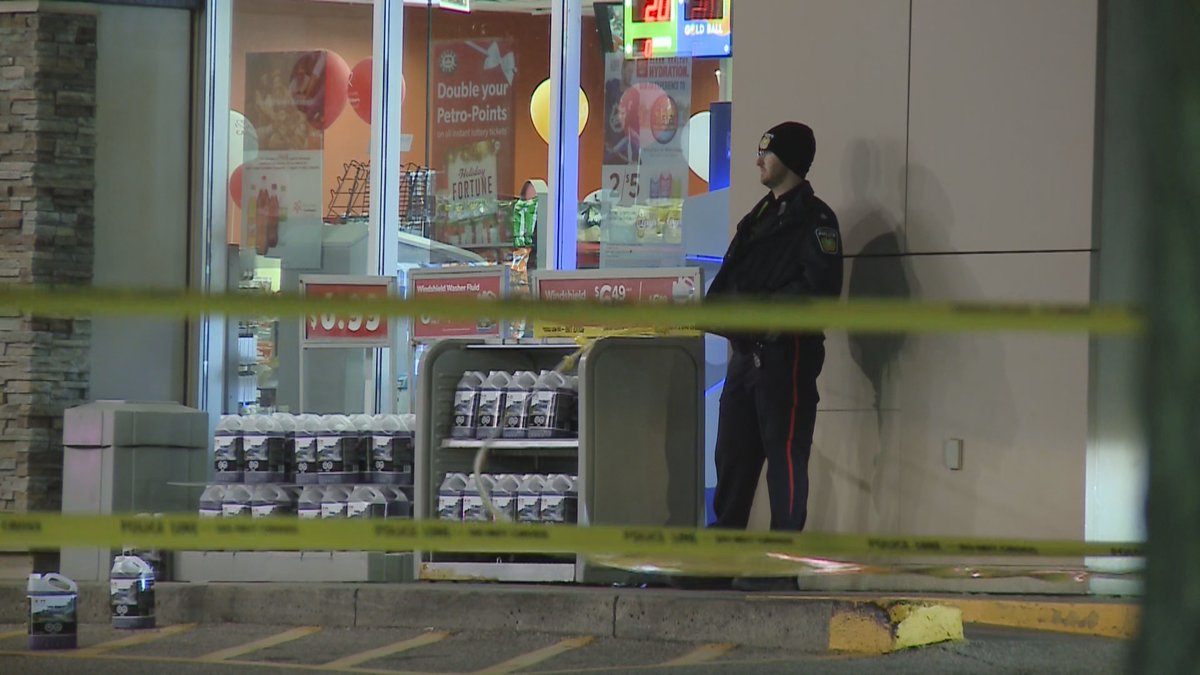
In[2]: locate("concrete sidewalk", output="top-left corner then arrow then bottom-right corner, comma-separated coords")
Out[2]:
0,582 -> 1140,652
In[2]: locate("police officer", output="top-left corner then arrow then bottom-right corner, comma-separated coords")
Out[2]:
706,121 -> 843,533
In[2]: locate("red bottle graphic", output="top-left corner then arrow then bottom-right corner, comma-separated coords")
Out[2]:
255,184 -> 270,255
268,183 -> 280,248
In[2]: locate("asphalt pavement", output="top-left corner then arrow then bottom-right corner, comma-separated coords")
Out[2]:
0,621 -> 1129,674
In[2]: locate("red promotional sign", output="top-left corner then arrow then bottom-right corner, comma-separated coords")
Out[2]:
431,38 -> 516,198
411,271 -> 505,340
536,275 -> 691,304
301,278 -> 393,346
532,269 -> 701,338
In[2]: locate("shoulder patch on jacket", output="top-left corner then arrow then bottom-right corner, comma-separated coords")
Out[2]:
815,226 -> 840,255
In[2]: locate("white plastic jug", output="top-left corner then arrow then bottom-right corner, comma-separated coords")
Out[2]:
437,472 -> 468,521
243,414 -> 286,483
382,485 -> 413,518
318,415 -> 361,484
491,474 -> 521,522
320,485 -> 351,518
475,372 -> 512,439
198,484 -> 227,518
539,474 -> 578,524
221,484 -> 254,518
251,484 -> 296,518
297,485 -> 324,520
213,414 -> 244,483
347,485 -> 385,519
110,555 -> 155,629
501,372 -> 539,439
294,414 -> 322,484
516,474 -> 546,523
527,372 -> 567,438
370,414 -> 414,485
451,371 -> 486,438
462,474 -> 497,522
27,572 -> 78,650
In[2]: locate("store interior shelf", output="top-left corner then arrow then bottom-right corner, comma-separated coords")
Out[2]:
440,438 -> 578,451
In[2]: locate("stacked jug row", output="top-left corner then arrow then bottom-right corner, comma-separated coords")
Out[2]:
452,370 -> 578,440
214,413 -> 415,486
438,473 -> 578,524
200,483 -> 413,520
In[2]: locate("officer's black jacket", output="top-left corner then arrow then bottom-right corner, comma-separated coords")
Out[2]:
705,181 -> 843,351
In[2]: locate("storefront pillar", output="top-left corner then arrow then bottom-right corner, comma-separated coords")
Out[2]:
547,0 -> 582,270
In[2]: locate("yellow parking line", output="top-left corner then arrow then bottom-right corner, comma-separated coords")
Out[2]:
474,636 -> 594,674
77,624 -> 197,655
0,628 -> 28,640
0,649 -> 420,674
199,626 -> 322,661
530,653 -> 861,675
658,643 -> 736,666
321,630 -> 451,670
0,646 -> 852,675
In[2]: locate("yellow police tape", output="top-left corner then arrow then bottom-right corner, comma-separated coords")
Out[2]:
587,553 -> 1141,580
0,514 -> 1143,563
0,285 -> 1142,334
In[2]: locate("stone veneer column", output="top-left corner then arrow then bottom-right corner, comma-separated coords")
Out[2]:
0,6 -> 95,513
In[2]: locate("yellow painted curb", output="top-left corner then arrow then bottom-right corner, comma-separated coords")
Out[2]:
756,594 -> 1140,640
828,602 -> 964,655
939,598 -> 1139,639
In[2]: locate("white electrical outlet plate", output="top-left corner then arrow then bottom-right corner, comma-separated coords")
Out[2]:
943,439 -> 964,470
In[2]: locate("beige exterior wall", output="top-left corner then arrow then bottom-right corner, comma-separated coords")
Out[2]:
732,0 -> 1098,540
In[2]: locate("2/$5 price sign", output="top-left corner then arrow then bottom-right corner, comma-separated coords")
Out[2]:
300,276 -> 396,347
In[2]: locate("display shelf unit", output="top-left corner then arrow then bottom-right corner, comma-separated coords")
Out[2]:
414,336 -> 705,584
416,341 -> 579,582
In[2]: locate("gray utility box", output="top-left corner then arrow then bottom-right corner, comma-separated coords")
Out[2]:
61,400 -> 210,581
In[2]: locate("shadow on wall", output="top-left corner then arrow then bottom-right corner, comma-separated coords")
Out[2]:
895,164 -> 1020,536
809,140 -> 912,534
807,151 -> 1025,537
844,139 -> 912,415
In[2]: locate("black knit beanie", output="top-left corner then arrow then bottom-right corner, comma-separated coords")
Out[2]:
759,122 -> 816,178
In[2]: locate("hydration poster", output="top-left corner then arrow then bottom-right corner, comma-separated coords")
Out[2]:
600,55 -> 691,268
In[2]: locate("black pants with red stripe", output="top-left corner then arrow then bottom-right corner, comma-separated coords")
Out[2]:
712,337 -> 824,532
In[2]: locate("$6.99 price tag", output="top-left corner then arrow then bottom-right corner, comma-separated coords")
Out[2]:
307,293 -> 383,337
301,279 -> 392,345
